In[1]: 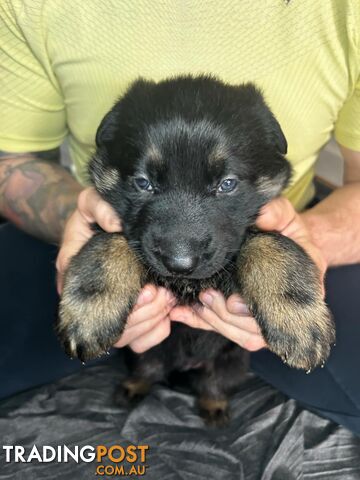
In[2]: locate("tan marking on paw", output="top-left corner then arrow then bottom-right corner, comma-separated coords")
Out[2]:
123,378 -> 151,398
58,234 -> 145,359
199,397 -> 228,412
237,233 -> 335,370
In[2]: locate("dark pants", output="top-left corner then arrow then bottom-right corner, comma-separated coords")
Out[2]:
1,223 -> 360,435
251,261 -> 360,435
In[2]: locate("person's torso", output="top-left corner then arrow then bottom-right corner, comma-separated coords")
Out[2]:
20,0 -> 360,209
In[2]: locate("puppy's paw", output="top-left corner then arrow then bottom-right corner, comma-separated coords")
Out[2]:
114,378 -> 152,408
257,298 -> 333,371
57,233 -> 144,362
199,397 -> 230,428
237,232 -> 335,371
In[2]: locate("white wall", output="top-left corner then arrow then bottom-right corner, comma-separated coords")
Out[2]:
316,139 -> 343,186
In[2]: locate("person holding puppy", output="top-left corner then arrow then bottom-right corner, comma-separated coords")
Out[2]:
0,1 -> 359,434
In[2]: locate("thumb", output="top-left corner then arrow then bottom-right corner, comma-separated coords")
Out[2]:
256,197 -> 327,292
256,197 -> 297,233
78,187 -> 122,232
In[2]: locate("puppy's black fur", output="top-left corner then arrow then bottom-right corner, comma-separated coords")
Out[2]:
58,76 -> 335,426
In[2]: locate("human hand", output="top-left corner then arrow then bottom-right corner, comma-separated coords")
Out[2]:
169,196 -> 328,351
114,285 -> 176,353
257,196 -> 327,288
170,291 -> 266,351
56,187 -> 122,293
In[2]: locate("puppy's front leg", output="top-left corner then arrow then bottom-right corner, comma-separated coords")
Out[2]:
237,231 -> 335,371
57,233 -> 145,362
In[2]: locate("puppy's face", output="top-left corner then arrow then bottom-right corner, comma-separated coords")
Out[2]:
90,76 -> 291,279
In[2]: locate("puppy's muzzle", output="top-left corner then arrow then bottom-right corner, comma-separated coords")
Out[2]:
149,235 -> 211,277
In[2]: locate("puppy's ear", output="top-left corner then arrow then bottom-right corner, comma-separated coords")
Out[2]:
95,109 -> 118,148
89,109 -> 120,194
95,77 -> 157,149
270,115 -> 287,155
256,99 -> 288,155
240,84 -> 291,199
90,78 -> 158,194
240,84 -> 287,155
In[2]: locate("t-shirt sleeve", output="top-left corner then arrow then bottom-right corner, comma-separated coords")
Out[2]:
334,1 -> 360,152
0,1 -> 67,152
334,76 -> 360,151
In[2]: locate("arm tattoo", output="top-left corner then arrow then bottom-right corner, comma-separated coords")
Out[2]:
0,149 -> 82,244
0,148 -> 61,163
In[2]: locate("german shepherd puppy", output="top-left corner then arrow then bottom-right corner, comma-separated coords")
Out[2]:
58,76 -> 335,426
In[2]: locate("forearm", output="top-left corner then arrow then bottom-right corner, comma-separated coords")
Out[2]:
301,182 -> 360,267
0,149 -> 82,244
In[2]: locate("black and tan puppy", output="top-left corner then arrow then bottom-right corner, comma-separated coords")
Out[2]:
58,76 -> 335,426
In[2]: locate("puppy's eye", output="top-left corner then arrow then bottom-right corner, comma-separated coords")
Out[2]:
217,178 -> 238,193
134,177 -> 153,192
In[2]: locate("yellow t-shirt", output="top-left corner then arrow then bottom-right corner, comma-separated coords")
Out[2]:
1,0 -> 360,210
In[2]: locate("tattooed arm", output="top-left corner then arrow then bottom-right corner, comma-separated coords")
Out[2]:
0,149 -> 82,244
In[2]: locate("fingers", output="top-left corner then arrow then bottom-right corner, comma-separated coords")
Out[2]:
257,196 -> 318,260
129,319 -> 171,354
169,306 -> 214,331
132,284 -> 158,311
256,196 -> 296,233
114,313 -> 171,350
170,290 -> 266,352
56,187 -> 123,293
56,210 -> 92,293
114,286 -> 175,351
256,196 -> 327,290
200,291 -> 260,333
128,287 -> 175,326
77,187 -> 122,232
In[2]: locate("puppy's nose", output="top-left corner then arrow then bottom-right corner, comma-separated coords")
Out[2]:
161,254 -> 199,275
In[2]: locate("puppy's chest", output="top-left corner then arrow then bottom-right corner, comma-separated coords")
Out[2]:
167,323 -> 229,368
